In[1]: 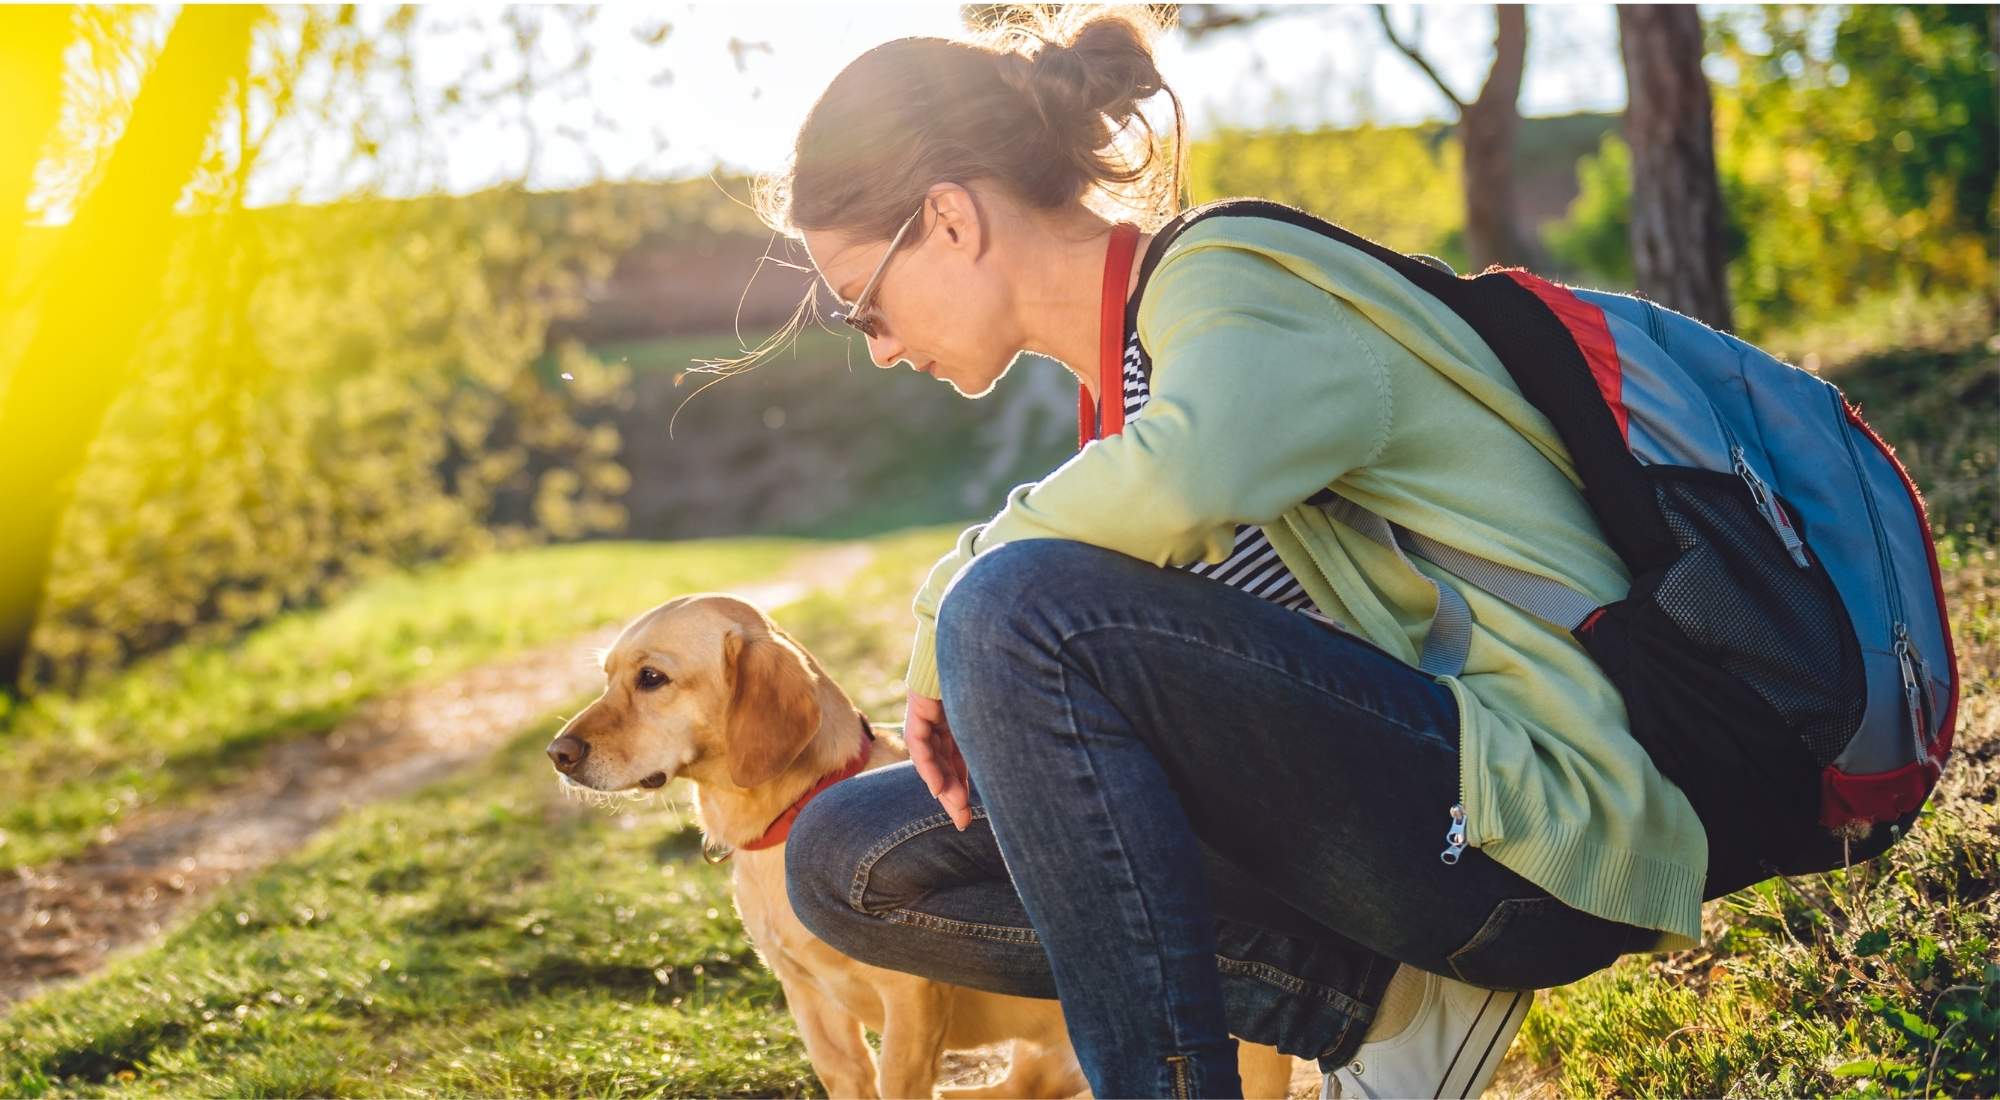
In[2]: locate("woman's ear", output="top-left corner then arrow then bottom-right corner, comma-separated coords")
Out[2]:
721,627 -> 823,789
926,182 -> 984,254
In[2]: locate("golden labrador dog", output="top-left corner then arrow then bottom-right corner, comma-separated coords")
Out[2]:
547,593 -> 1296,1099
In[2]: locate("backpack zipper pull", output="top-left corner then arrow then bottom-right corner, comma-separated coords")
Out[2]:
1895,623 -> 1931,764
1440,803 -> 1468,865
1732,446 -> 1810,568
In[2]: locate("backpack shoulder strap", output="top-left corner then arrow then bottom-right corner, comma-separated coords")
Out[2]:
1320,494 -> 1601,664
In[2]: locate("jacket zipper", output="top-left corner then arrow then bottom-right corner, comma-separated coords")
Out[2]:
1440,803 -> 1468,864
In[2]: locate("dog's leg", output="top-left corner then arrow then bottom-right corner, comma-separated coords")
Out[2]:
1235,1040 -> 1298,1099
938,1039 -> 1088,1099
777,970 -> 881,1099
875,979 -> 953,1100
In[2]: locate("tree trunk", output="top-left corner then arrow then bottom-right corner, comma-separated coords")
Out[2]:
0,7 -> 261,691
1617,5 -> 1733,330
1377,5 -> 1535,271
1459,5 -> 1532,272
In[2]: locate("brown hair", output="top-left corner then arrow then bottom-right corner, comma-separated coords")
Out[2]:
696,6 -> 1185,377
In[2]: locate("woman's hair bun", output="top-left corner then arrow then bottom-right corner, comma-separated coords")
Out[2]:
1006,15 -> 1165,134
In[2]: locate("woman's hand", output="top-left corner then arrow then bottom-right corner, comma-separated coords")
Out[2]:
905,691 -> 973,831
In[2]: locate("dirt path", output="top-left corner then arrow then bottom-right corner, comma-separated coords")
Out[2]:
0,543 -> 876,1010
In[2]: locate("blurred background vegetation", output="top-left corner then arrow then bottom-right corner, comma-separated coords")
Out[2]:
0,3 -> 1991,697
0,5 -> 1993,1095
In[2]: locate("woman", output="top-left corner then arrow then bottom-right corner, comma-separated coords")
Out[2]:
763,11 -> 1707,1098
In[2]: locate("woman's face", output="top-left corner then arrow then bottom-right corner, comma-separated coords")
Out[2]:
801,187 -> 1020,399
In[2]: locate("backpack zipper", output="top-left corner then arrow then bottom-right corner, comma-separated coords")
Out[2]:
1440,803 -> 1468,864
1640,299 -> 1668,348
1828,388 -> 1933,758
1895,623 -> 1933,766
1729,444 -> 1810,568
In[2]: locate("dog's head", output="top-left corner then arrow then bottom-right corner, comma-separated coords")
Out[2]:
546,594 -> 823,794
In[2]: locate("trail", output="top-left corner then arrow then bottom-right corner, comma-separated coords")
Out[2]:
0,543 -> 875,1010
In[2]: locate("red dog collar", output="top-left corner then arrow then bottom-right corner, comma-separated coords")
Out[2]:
737,714 -> 876,852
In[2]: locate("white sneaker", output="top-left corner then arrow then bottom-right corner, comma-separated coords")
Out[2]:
1319,969 -> 1534,1099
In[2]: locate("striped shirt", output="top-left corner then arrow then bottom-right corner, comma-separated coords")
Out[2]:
1118,325 -> 1341,630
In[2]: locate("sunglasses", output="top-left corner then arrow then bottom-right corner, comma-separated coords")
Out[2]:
829,200 -> 927,340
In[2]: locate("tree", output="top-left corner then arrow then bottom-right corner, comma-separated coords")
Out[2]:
0,7 -> 261,690
2,9 -> 648,693
1616,5 -> 1733,330
1377,5 -> 1537,271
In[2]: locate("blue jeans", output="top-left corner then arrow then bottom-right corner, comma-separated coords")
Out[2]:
787,540 -> 1658,1098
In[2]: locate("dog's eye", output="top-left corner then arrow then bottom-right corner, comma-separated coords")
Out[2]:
637,666 -> 669,691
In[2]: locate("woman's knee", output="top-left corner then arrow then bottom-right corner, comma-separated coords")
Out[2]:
785,766 -> 967,937
783,779 -> 875,939
936,540 -> 1129,657
936,539 -> 1134,716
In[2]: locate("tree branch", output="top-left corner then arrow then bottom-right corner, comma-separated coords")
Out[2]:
1375,5 -> 1466,114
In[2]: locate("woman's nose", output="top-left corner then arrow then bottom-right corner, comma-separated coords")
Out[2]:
866,332 -> 906,369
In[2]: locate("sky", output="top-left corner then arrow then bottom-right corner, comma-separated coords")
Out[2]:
261,3 -> 1631,205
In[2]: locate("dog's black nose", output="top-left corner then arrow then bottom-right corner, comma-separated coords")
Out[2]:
547,735 -> 590,773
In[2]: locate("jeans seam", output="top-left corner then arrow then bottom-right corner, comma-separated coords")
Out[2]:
1324,951 -> 1386,1062
880,907 -> 1042,944
848,805 -> 992,915
1214,955 -> 1378,1022
1054,621 -> 1441,742
1053,659 -> 1200,1053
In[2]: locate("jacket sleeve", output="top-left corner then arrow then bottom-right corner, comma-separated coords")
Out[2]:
905,241 -> 1393,697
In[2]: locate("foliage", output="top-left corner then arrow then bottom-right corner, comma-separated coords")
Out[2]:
20,189 -> 639,692
4,9 -> 652,693
1547,6 -> 1997,338
1188,123 -> 1467,263
1711,5 -> 1996,333
1542,131 -> 1633,287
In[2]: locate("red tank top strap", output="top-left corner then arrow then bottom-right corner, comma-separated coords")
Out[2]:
1078,222 -> 1141,447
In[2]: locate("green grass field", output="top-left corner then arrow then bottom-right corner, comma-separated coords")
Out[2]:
2,338 -> 1994,1097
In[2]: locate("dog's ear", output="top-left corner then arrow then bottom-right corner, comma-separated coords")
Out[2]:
722,626 -> 823,789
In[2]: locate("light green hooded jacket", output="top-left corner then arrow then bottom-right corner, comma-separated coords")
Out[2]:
904,214 -> 1708,949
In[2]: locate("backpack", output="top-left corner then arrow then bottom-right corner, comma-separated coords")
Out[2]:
1141,200 -> 1958,898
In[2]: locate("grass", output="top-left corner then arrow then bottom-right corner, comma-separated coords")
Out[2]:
0,525 -> 959,1098
0,537 -> 814,872
0,721 -> 814,1098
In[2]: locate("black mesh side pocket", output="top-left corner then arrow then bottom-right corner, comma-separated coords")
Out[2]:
1576,467 -> 1867,896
